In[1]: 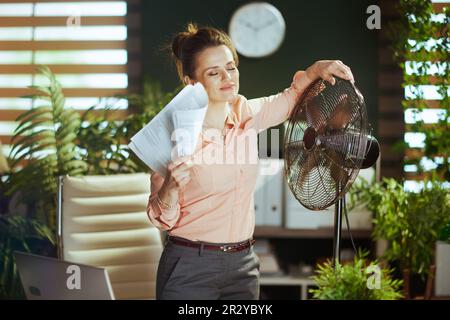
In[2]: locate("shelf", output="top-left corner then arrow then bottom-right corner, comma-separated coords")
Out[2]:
254,226 -> 372,239
260,275 -> 316,300
260,275 -> 315,286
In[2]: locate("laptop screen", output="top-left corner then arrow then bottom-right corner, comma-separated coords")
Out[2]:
14,251 -> 115,300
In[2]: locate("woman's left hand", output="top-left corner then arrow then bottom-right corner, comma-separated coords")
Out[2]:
306,60 -> 354,85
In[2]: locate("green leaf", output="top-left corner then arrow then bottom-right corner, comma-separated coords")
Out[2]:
14,106 -> 53,123
13,119 -> 54,137
28,85 -> 51,96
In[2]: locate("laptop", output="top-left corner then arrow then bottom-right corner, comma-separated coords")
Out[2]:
14,251 -> 115,300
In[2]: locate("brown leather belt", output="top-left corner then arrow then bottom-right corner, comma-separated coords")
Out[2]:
168,236 -> 256,252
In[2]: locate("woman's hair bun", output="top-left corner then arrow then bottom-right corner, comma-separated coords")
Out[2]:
171,22 -> 198,60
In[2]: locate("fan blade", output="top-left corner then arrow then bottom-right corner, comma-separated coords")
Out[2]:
326,94 -> 355,131
320,129 -> 371,170
306,95 -> 326,131
295,151 -> 317,192
285,141 -> 307,187
321,147 -> 349,189
285,140 -> 304,166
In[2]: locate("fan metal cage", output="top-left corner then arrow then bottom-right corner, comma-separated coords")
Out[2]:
284,77 -> 369,211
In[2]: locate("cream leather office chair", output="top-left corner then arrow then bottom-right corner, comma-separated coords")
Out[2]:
56,173 -> 164,300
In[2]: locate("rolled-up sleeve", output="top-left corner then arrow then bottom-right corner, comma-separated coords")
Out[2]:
247,70 -> 310,132
146,172 -> 181,231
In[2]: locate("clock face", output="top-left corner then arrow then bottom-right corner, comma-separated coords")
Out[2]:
229,2 -> 286,58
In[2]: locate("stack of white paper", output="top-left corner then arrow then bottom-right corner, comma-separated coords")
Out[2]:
128,83 -> 208,177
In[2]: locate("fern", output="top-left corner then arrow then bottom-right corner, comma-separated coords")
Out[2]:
310,251 -> 404,300
6,66 -> 87,228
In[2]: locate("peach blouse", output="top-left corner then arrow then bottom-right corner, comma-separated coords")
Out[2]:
147,71 -> 307,243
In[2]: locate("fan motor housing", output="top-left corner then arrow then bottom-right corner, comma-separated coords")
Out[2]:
303,127 -> 317,151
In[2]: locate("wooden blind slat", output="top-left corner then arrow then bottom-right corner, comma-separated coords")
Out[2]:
0,40 -> 126,50
0,16 -> 126,27
0,88 -> 127,97
0,64 -> 127,74
404,50 -> 447,63
379,121 -> 443,136
0,108 -> 129,121
0,0 -> 126,3
405,149 -> 447,160
433,2 -> 450,12
0,136 -> 12,145
405,123 -> 443,132
405,149 -> 423,159
405,172 -> 430,180
379,74 -> 442,88
404,100 -> 443,109
1,134 -> 131,146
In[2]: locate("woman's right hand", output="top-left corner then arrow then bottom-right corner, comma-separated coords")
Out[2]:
164,155 -> 193,193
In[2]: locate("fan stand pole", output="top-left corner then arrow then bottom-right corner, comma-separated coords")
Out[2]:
332,197 -> 344,267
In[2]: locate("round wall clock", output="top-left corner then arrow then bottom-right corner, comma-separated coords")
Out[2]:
229,2 -> 286,58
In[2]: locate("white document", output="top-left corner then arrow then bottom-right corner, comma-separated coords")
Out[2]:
171,108 -> 206,158
128,83 -> 208,177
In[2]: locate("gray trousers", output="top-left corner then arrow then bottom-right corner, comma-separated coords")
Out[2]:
156,236 -> 260,300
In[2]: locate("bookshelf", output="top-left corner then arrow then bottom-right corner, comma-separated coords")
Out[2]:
254,226 -> 372,239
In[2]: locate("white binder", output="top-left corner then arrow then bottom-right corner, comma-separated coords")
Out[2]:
254,158 -> 283,226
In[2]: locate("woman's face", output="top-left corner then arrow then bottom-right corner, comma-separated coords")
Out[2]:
190,45 -> 239,104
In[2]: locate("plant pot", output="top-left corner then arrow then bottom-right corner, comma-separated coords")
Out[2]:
435,241 -> 450,296
402,269 -> 427,299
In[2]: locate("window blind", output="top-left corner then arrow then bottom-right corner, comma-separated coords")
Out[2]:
0,0 -> 133,159
403,1 -> 449,191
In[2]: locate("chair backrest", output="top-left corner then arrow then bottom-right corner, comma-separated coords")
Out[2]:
57,173 -> 163,300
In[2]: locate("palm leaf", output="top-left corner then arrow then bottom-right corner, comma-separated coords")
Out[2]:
15,106 -> 53,122
7,66 -> 87,229
12,119 -> 54,138
28,85 -> 51,96
9,138 -> 56,163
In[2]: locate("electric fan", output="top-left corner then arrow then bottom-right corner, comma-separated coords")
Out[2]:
284,76 -> 380,264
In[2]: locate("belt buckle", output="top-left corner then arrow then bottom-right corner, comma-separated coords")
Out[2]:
220,245 -> 234,252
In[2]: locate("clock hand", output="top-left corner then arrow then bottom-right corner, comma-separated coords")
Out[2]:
239,20 -> 258,32
256,18 -> 277,32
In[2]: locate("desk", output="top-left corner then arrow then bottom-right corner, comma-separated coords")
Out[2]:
260,275 -> 316,300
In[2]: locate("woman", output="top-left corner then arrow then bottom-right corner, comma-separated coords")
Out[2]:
147,23 -> 354,300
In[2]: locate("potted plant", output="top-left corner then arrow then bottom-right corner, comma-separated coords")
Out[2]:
0,66 -> 178,298
309,251 -> 403,300
5,66 -> 88,230
4,67 -> 177,228
356,178 -> 450,298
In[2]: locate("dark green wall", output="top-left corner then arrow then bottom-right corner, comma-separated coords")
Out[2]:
142,0 -> 379,133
